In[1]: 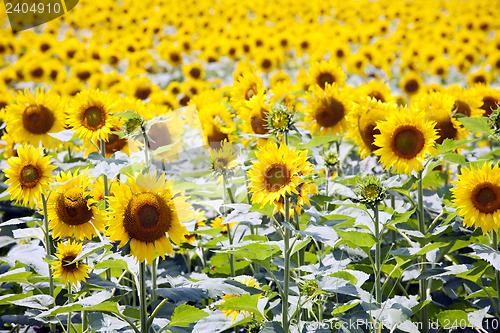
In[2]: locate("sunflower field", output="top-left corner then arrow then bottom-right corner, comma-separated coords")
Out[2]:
1,0 -> 500,332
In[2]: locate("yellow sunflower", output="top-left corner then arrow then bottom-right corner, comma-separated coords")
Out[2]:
346,98 -> 397,159
248,141 -> 313,214
4,88 -> 65,148
356,80 -> 394,104
106,172 -> 191,264
447,86 -> 483,118
230,71 -> 265,111
51,240 -> 90,287
198,103 -> 237,149
451,163 -> 500,234
472,84 -> 500,117
400,72 -> 423,96
239,91 -> 271,139
67,89 -> 115,144
304,84 -> 351,136
3,145 -> 56,208
374,109 -> 439,175
415,92 -> 469,144
211,217 -> 236,234
308,60 -> 346,90
221,276 -> 264,323
47,170 -> 105,241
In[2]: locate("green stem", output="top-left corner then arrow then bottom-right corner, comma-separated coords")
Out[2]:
417,170 -> 428,333
139,261 -> 149,333
81,311 -> 88,332
100,141 -> 111,282
41,195 -> 55,307
67,284 -> 72,333
222,174 -> 235,277
493,232 -> 500,319
142,129 -> 150,166
373,205 -> 382,307
152,259 -> 157,303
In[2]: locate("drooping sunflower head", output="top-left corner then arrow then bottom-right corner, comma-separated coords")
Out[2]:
373,108 -> 439,175
47,170 -> 105,241
346,97 -> 397,159
68,89 -> 115,144
52,239 -> 90,287
4,88 -> 65,148
416,92 -> 469,144
3,145 -> 56,208
304,84 -> 352,136
247,141 -> 313,213
309,60 -> 346,90
230,70 -> 265,111
107,172 -> 190,264
451,163 -> 500,234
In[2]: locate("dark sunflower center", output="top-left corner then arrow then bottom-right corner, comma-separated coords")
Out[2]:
123,192 -> 172,243
22,104 -> 55,134
55,188 -> 93,226
480,97 -> 498,116
315,97 -> 345,128
360,123 -> 381,151
245,86 -> 257,100
317,73 -> 335,89
435,119 -> 458,144
368,91 -> 385,103
135,87 -> 152,100
404,79 -> 419,94
100,132 -> 127,154
392,126 -> 425,159
83,106 -> 105,129
20,165 -> 41,187
473,75 -> 486,84
189,67 -> 201,79
147,123 -> 172,150
31,67 -> 44,78
471,182 -> 500,214
207,126 -> 229,149
454,100 -> 471,117
62,255 -> 78,272
264,164 -> 290,192
250,108 -> 269,135
0,102 -> 7,110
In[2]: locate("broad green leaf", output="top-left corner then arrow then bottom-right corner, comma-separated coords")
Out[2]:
436,310 -> 469,328
298,135 -> 341,149
216,294 -> 264,320
9,295 -> 54,310
458,117 -> 491,134
331,301 -> 360,316
468,244 -> 500,270
0,268 -> 32,283
167,304 -> 209,327
259,321 -> 285,333
336,230 -> 376,248
436,138 -> 478,155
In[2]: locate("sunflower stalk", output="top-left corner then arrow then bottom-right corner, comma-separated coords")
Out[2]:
222,174 -> 235,277
100,140 -> 111,282
417,170 -> 428,333
67,284 -> 73,333
493,231 -> 500,319
372,205 -> 382,307
41,194 -> 55,307
139,261 -> 149,333
282,131 -> 291,332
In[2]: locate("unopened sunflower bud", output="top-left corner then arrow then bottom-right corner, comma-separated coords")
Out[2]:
489,106 -> 500,136
323,151 -> 339,169
266,103 -> 293,134
124,116 -> 144,135
356,176 -> 386,206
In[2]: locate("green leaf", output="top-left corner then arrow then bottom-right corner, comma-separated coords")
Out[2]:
298,135 -> 341,149
442,153 -> 467,165
249,202 -> 274,218
436,138 -> 477,155
216,294 -> 264,320
458,117 -> 491,134
94,259 -> 129,271
114,110 -> 141,119
259,322 -> 285,333
331,301 -> 360,316
436,310 -> 469,328
71,241 -> 112,264
9,295 -> 54,310
336,230 -> 376,248
167,304 -> 209,327
0,268 -> 32,283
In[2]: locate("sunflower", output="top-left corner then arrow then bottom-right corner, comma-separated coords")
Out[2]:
346,98 -> 396,159
472,85 -> 500,117
47,170 -> 105,241
106,172 -> 191,264
51,240 -> 91,287
211,217 -> 236,234
308,60 -> 346,90
356,80 -> 394,104
183,62 -> 205,80
304,84 -> 352,136
210,141 -> 238,176
415,92 -> 469,144
447,86 -> 483,118
3,145 -> 56,208
4,88 -> 65,148
451,163 -> 500,234
67,89 -> 115,144
239,91 -> 271,139
248,141 -> 313,213
400,72 -> 423,96
230,71 -> 265,111
221,276 -> 263,322
374,109 -> 439,175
